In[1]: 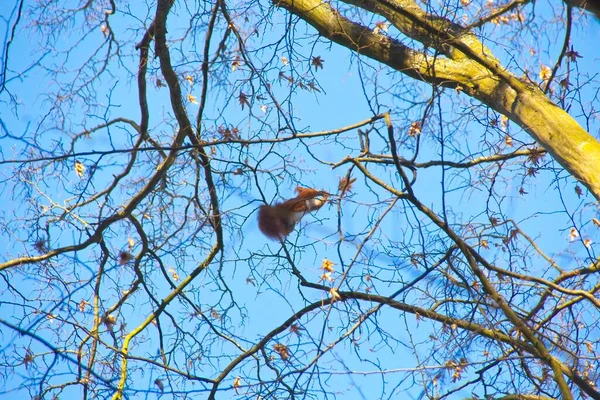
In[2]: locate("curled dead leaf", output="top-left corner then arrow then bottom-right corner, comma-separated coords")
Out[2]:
273,343 -> 290,360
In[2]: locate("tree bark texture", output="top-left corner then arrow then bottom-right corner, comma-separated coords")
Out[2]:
276,0 -> 600,200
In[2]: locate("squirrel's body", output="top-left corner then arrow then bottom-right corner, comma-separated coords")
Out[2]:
258,187 -> 328,240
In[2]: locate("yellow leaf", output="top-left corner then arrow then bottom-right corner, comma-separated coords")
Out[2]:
321,258 -> 335,273
408,121 -> 422,137
568,227 -> 579,242
233,376 -> 241,389
188,94 -> 198,104
74,161 -> 86,178
539,65 -> 552,81
373,21 -> 390,34
168,268 -> 180,281
330,288 -> 342,301
273,343 -> 290,360
231,57 -> 242,72
78,299 -> 89,312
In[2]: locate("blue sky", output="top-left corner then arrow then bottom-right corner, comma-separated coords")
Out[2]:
1,0 -> 600,399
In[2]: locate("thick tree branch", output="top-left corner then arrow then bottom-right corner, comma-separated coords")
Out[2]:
276,0 -> 600,200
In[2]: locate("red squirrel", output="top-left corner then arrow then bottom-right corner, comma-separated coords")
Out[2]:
258,187 -> 328,241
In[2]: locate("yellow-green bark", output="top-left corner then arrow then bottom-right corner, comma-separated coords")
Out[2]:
276,0 -> 600,200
